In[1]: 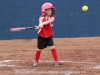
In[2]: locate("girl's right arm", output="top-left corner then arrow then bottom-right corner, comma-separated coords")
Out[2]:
35,17 -> 43,30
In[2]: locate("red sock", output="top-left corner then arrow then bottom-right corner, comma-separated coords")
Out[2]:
35,50 -> 41,62
51,48 -> 58,62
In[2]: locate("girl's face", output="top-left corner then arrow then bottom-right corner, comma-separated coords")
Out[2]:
46,8 -> 52,16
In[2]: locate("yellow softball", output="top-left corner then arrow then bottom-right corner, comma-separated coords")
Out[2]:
82,5 -> 88,12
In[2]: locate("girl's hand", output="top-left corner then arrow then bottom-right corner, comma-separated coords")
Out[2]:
35,26 -> 40,30
39,23 -> 44,28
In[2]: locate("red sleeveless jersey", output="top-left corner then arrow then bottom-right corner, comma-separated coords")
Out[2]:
38,16 -> 54,38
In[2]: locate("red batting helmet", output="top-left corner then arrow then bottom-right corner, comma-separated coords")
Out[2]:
41,2 -> 55,16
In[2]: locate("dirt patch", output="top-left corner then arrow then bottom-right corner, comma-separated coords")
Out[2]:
0,37 -> 100,75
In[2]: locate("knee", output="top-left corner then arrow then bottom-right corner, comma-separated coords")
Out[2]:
37,48 -> 42,51
50,46 -> 55,50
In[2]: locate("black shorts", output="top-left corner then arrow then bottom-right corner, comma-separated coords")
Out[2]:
37,35 -> 54,49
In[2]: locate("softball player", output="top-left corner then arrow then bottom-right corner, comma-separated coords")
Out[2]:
33,2 -> 59,67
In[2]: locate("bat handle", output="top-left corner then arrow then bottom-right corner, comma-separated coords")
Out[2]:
25,26 -> 36,30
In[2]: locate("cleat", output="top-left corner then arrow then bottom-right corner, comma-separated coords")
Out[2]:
33,61 -> 38,67
54,61 -> 59,67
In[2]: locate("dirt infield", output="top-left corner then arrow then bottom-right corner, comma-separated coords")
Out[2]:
0,37 -> 100,75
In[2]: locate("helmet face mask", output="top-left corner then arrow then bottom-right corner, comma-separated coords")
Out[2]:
41,2 -> 55,16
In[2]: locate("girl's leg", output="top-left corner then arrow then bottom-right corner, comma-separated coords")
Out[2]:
33,49 -> 41,66
50,46 -> 59,66
34,49 -> 41,62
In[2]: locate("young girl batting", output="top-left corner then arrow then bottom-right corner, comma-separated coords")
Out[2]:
33,2 -> 59,67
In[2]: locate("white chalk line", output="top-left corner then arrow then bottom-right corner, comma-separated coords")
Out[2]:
14,69 -> 86,75
93,65 -> 100,69
64,71 -> 86,75
0,64 -> 6,67
0,59 -> 96,63
2,60 -> 20,62
0,60 -> 100,69
0,60 -> 22,67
